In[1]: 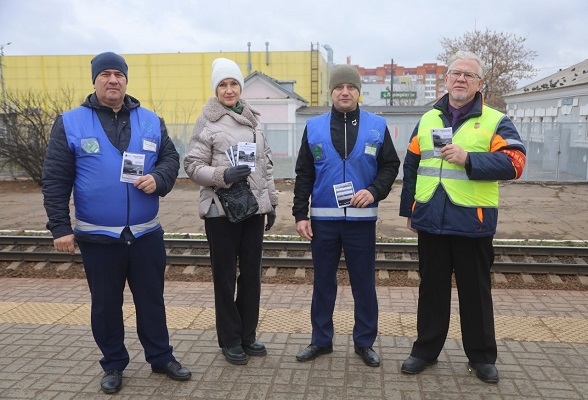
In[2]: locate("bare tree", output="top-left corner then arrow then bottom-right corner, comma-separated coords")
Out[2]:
438,28 -> 538,110
149,94 -> 198,126
0,88 -> 79,185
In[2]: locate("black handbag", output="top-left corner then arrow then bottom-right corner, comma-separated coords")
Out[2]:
215,180 -> 259,223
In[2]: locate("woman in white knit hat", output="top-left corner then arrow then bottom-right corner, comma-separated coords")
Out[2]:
184,58 -> 278,365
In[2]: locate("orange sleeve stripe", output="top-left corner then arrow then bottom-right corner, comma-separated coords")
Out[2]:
490,135 -> 508,152
408,136 -> 421,155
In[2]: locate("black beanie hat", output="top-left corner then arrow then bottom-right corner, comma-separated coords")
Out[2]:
91,52 -> 128,83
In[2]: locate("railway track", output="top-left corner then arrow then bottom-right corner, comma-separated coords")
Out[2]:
1,235 -> 588,276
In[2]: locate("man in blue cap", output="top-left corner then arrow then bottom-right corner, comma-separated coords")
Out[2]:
42,51 -> 191,394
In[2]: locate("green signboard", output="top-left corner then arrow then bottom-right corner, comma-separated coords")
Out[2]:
380,91 -> 417,99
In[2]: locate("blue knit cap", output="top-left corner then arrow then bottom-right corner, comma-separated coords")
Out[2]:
91,52 -> 128,83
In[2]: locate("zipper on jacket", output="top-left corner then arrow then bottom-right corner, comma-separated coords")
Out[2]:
252,129 -> 257,174
125,184 -> 132,245
343,112 -> 348,217
343,112 -> 348,160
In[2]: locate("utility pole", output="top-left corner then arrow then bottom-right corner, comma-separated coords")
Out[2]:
390,58 -> 394,106
247,42 -> 252,75
0,42 -> 12,112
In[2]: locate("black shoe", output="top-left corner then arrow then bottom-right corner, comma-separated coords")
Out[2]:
468,362 -> 499,383
354,345 -> 380,367
151,360 -> 192,381
222,345 -> 248,365
400,356 -> 438,374
295,343 -> 333,362
100,369 -> 122,394
242,340 -> 267,356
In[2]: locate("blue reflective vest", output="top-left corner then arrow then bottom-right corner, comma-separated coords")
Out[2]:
62,106 -> 161,238
307,110 -> 385,221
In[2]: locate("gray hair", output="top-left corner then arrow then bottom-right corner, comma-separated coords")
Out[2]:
447,51 -> 486,78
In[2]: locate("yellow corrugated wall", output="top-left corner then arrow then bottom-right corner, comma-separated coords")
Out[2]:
2,50 -> 329,124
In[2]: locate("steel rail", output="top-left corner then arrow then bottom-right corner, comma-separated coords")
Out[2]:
1,236 -> 587,275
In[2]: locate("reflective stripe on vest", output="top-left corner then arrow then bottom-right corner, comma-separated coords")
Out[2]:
75,217 -> 161,236
310,207 -> 378,218
415,107 -> 504,207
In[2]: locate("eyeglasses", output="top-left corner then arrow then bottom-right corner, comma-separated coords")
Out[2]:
447,70 -> 481,81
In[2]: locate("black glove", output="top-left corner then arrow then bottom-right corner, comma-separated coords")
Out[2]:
223,165 -> 251,184
265,206 -> 276,231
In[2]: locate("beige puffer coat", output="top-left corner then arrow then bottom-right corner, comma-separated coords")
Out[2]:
184,97 -> 278,219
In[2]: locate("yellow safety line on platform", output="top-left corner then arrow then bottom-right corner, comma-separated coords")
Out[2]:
0,301 -> 586,344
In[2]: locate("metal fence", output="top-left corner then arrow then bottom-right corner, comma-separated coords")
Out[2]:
2,122 -> 588,183
515,121 -> 588,182
170,121 -> 588,182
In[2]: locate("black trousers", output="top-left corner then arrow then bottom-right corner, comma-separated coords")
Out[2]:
78,231 -> 174,371
205,214 -> 264,348
411,231 -> 497,364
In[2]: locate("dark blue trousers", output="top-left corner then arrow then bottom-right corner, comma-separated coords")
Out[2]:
78,231 -> 174,371
411,232 -> 497,364
309,219 -> 378,347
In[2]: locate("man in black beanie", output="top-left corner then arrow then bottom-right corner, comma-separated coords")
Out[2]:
42,52 -> 191,394
292,65 -> 400,367
91,51 -> 128,83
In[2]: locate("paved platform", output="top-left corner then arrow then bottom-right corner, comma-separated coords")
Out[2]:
1,181 -> 588,398
1,278 -> 587,399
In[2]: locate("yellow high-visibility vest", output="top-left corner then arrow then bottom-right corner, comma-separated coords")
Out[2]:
415,107 -> 504,207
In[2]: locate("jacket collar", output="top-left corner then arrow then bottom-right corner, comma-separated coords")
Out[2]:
331,104 -> 360,121
434,92 -> 484,120
202,97 -> 260,128
83,93 -> 140,113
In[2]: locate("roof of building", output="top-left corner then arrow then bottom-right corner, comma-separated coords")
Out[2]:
296,105 -> 432,116
244,71 -> 308,104
505,59 -> 588,97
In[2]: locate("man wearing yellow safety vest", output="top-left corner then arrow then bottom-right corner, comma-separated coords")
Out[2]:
399,51 -> 526,384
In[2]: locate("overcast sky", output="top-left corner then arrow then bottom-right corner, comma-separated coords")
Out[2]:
1,0 -> 587,88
